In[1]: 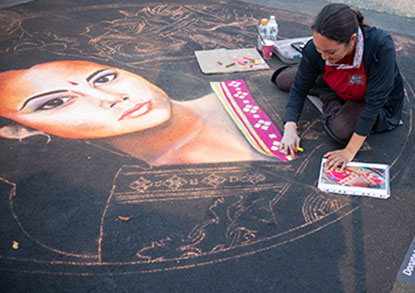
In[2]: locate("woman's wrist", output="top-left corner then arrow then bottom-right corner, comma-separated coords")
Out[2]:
345,132 -> 366,158
284,121 -> 297,131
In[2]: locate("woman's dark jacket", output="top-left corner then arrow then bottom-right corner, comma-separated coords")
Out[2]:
283,26 -> 404,136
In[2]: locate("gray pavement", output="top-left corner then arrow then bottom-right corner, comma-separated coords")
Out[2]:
337,0 -> 415,18
240,0 -> 415,37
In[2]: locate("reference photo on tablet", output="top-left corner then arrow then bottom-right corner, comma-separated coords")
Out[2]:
318,158 -> 390,199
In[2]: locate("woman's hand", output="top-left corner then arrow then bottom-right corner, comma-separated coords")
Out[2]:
280,122 -> 300,157
323,132 -> 367,171
323,148 -> 355,171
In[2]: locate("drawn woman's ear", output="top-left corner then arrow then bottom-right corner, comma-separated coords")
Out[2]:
0,125 -> 51,143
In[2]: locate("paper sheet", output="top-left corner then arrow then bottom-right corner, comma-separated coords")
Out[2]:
194,48 -> 269,74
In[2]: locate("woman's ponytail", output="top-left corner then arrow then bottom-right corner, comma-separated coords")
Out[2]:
354,9 -> 369,28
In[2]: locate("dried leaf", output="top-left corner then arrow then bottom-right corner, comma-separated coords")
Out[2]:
118,216 -> 133,221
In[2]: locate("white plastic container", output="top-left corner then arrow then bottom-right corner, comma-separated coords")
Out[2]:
273,36 -> 313,64
257,18 -> 268,51
266,15 -> 278,43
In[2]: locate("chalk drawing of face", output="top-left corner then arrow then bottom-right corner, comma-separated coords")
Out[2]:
0,60 -> 171,138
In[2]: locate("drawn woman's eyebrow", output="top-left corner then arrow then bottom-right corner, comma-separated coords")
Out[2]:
86,69 -> 108,82
20,90 -> 69,111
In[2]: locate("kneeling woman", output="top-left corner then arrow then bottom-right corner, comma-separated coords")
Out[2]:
277,3 -> 404,170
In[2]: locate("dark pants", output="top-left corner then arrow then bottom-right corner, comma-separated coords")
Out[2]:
275,66 -> 365,144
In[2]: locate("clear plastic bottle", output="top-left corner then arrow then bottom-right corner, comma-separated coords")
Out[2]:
266,15 -> 279,43
257,18 -> 268,51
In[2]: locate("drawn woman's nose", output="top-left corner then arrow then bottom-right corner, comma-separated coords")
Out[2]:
94,90 -> 128,107
109,96 -> 128,108
72,88 -> 128,107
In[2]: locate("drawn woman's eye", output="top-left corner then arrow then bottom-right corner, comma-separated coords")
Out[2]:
36,97 -> 72,111
93,73 -> 117,86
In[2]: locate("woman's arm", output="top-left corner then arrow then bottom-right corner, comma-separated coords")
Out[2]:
354,31 -> 397,136
283,41 -> 321,124
281,41 -> 322,155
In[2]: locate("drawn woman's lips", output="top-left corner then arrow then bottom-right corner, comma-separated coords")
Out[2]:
118,101 -> 152,121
